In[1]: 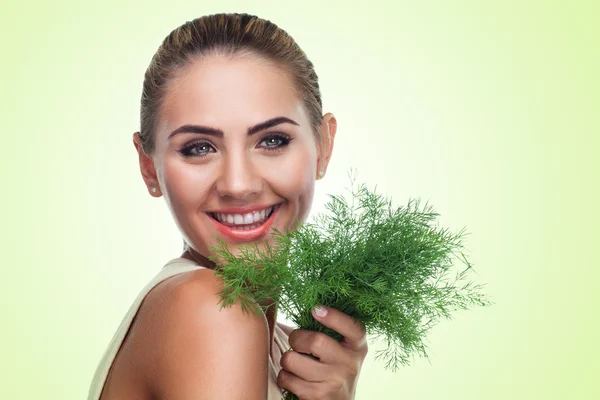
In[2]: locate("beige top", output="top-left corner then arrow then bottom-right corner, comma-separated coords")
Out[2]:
88,257 -> 289,400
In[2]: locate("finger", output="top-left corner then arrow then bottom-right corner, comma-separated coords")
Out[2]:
279,349 -> 328,382
311,305 -> 367,351
277,369 -> 322,400
288,329 -> 353,365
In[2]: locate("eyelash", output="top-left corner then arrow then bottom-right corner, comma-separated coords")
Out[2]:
177,134 -> 293,158
258,133 -> 292,152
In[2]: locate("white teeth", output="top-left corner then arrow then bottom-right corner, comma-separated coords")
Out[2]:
212,205 -> 276,226
234,222 -> 260,231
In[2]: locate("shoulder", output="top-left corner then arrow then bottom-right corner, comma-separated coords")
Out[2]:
130,267 -> 270,399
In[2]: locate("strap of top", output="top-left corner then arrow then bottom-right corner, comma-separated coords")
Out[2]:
271,323 -> 293,400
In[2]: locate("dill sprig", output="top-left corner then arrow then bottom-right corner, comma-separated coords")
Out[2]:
210,178 -> 491,398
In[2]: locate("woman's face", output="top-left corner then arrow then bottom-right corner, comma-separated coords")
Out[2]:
135,54 -> 336,261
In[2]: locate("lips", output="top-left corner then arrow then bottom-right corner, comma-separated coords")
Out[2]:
207,204 -> 281,241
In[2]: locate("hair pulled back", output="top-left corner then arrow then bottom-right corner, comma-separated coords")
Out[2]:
139,13 -> 323,154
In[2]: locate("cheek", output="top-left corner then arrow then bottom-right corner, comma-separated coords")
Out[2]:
266,145 -> 317,224
161,158 -> 213,217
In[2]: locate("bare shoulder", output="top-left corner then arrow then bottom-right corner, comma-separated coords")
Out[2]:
126,268 -> 270,400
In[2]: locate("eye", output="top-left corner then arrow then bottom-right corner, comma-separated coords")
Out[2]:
178,141 -> 216,158
258,134 -> 292,151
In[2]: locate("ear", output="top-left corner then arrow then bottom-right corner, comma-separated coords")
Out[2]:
316,113 -> 337,180
133,132 -> 161,197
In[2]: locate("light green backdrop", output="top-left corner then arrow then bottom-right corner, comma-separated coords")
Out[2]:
1,0 -> 598,399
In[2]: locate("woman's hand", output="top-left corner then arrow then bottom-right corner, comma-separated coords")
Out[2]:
277,306 -> 368,400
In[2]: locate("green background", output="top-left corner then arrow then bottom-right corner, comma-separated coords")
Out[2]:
1,0 -> 598,398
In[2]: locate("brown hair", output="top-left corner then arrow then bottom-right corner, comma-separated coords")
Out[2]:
139,13 -> 323,154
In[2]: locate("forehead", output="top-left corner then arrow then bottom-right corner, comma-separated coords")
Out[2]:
158,54 -> 307,135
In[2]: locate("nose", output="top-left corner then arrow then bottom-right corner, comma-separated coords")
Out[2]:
215,151 -> 262,200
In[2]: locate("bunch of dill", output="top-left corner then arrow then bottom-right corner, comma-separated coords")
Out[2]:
210,180 -> 491,399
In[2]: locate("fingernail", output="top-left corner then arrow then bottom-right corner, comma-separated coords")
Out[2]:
313,305 -> 328,317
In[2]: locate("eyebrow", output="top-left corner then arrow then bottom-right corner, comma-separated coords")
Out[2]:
167,116 -> 299,140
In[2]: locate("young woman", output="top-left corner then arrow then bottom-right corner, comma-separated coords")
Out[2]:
89,13 -> 368,400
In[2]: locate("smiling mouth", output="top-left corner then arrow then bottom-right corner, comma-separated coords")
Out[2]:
207,205 -> 278,230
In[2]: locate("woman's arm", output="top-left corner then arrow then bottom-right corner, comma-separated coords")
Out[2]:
133,268 -> 270,400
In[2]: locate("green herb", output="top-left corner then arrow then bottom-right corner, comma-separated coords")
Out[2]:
210,177 -> 491,399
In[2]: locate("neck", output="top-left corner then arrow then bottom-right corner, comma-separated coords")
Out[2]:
181,248 -> 217,270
